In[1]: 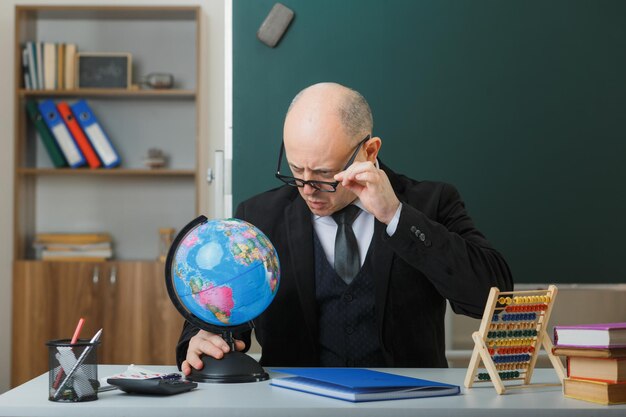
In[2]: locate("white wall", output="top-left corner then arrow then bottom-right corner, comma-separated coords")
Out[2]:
0,0 -> 226,393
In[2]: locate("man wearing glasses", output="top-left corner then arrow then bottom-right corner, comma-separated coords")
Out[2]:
178,82 -> 513,373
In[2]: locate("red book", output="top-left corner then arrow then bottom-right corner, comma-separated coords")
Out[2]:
57,102 -> 101,168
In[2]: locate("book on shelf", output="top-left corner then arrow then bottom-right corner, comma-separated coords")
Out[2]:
56,43 -> 65,90
21,41 -> 77,90
35,233 -> 112,245
64,43 -> 77,89
21,46 -> 31,89
25,100 -> 67,168
41,248 -> 112,261
269,368 -> 460,402
34,233 -> 113,261
554,323 -> 626,348
553,346 -> 626,359
563,377 -> 626,405
43,42 -> 56,90
36,42 -> 44,91
24,41 -> 38,90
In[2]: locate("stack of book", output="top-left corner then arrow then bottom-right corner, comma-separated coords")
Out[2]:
22,41 -> 77,91
34,233 -> 113,261
553,322 -> 626,405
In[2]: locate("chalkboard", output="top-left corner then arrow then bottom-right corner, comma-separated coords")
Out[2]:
233,0 -> 626,284
76,53 -> 131,88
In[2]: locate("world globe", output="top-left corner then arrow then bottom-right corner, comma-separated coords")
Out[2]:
165,215 -> 280,382
166,216 -> 280,330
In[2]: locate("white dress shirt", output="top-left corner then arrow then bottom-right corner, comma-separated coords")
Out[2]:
313,201 -> 402,266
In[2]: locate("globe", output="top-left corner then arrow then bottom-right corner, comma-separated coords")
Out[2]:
164,215 -> 280,383
166,216 -> 280,331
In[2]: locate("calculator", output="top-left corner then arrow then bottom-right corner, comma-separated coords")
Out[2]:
107,378 -> 198,396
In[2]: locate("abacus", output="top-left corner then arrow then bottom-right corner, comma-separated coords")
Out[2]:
464,285 -> 565,394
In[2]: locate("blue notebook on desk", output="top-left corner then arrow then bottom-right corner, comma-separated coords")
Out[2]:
270,368 -> 460,402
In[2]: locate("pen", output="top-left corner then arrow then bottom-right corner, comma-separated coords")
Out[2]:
53,317 -> 85,389
53,328 -> 102,400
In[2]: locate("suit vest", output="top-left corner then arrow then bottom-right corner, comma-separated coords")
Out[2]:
314,232 -> 385,367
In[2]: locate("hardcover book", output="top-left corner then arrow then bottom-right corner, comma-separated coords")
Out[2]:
563,377 -> 626,405
568,357 -> 626,383
554,323 -> 626,348
553,346 -> 626,358
270,368 -> 460,402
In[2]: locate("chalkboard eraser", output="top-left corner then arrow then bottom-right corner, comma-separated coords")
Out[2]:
257,3 -> 294,48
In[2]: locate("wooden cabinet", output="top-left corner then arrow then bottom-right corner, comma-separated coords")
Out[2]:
11,261 -> 183,387
100,262 -> 183,365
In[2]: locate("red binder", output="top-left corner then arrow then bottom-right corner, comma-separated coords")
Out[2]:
57,102 -> 101,168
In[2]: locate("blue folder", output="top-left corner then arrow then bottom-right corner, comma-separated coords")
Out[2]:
270,368 -> 460,402
70,100 -> 120,168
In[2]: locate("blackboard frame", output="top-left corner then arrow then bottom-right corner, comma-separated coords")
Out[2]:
76,52 -> 132,89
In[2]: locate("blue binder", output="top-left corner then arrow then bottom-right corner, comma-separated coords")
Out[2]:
38,100 -> 85,168
70,100 -> 120,168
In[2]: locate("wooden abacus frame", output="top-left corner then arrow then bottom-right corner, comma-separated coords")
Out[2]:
464,285 -> 565,394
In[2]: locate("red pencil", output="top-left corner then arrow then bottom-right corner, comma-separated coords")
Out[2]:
53,318 -> 85,389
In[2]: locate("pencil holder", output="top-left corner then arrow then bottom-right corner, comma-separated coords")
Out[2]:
46,338 -> 100,402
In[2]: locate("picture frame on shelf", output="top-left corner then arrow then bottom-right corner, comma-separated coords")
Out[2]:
76,52 -> 132,89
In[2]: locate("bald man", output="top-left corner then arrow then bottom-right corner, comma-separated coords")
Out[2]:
177,83 -> 513,373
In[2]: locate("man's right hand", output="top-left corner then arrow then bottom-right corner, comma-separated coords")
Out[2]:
181,330 -> 247,376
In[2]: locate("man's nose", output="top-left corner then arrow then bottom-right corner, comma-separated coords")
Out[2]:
302,181 -> 317,195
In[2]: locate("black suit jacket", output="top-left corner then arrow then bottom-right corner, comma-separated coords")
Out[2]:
177,163 -> 513,368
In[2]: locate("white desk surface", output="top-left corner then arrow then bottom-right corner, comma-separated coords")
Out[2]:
1,365 -> 624,417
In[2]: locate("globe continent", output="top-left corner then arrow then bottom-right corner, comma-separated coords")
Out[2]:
172,219 -> 280,327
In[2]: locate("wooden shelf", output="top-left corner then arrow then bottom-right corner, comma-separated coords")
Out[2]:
19,89 -> 196,98
17,168 -> 195,176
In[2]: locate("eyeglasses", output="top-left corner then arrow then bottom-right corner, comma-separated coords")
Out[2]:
275,134 -> 371,192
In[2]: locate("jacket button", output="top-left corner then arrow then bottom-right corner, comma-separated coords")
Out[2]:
343,293 -> 353,303
419,233 -> 426,241
410,226 -> 417,233
345,325 -> 354,335
424,239 -> 432,247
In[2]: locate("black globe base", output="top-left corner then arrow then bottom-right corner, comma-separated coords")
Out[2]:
188,351 -> 269,383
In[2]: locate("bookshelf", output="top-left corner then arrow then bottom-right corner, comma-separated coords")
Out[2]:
11,5 -> 202,386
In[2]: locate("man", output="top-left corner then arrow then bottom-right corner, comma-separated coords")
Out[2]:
177,82 -> 513,374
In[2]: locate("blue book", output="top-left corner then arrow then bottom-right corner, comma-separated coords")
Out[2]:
38,100 -> 85,168
70,100 -> 120,168
270,368 -> 460,402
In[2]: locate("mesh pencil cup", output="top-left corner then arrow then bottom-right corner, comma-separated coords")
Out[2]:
46,338 -> 100,402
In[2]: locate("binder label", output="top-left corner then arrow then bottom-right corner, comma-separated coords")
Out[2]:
51,123 -> 82,166
85,123 -> 117,166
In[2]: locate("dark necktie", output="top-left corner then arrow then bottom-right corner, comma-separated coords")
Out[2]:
332,204 -> 361,285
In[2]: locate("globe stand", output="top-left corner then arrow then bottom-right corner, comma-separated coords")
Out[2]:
188,330 -> 269,383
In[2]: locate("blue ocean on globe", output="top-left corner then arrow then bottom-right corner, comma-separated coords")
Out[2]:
172,219 -> 280,327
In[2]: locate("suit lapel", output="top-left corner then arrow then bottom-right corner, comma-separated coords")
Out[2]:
284,197 -> 318,344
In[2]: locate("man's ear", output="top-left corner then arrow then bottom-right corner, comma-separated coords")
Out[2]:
364,137 -> 382,161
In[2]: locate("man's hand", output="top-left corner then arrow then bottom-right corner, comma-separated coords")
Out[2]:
181,330 -> 246,376
335,161 -> 400,224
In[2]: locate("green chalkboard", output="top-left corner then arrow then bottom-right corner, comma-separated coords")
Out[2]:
233,0 -> 626,283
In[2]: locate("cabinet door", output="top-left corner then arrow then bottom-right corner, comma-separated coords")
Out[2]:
11,261 -> 103,387
100,261 -> 183,365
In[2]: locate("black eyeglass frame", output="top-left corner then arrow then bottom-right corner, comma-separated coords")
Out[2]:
275,134 -> 371,192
